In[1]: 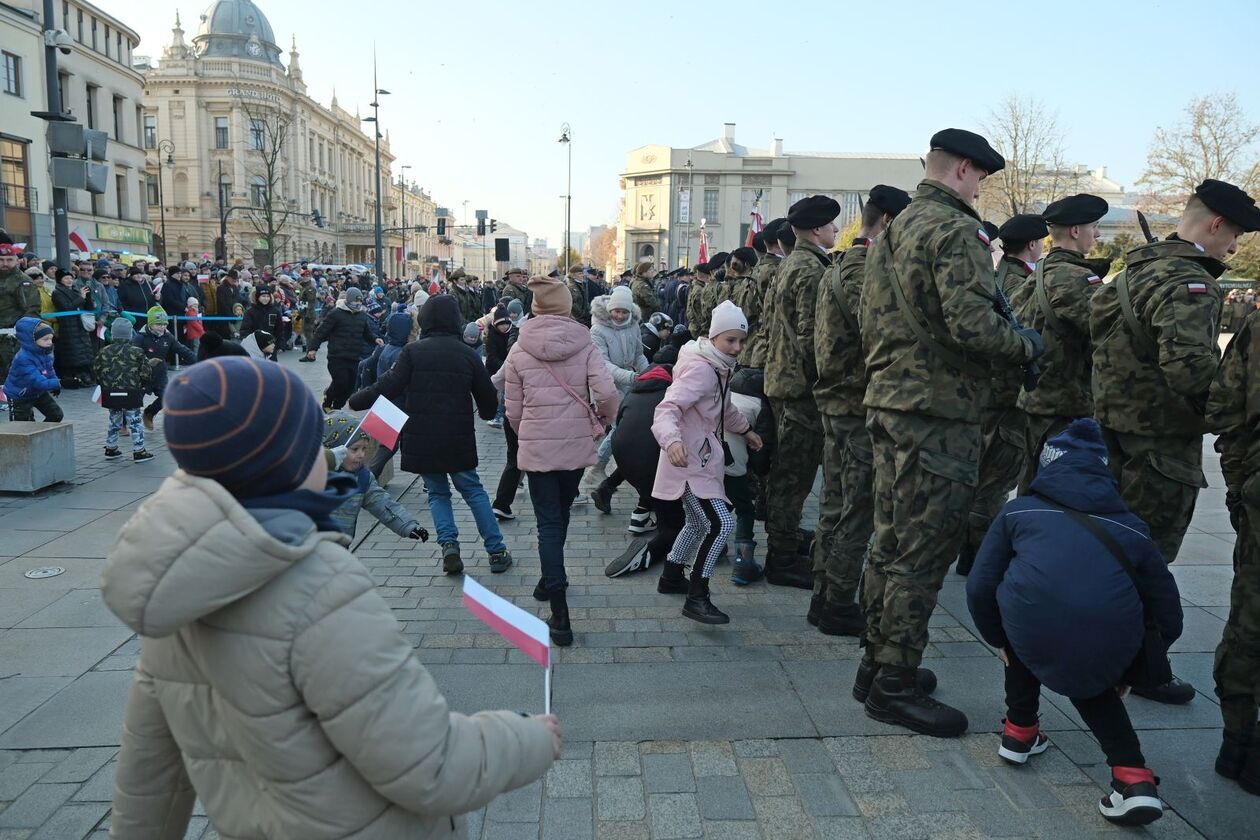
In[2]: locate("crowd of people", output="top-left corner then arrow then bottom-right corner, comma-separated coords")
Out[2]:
1,123 -> 1259,835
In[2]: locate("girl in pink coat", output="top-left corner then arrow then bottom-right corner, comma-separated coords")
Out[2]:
652,300 -> 763,624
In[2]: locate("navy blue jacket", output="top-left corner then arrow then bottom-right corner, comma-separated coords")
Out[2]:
131,327 -> 195,395
3,317 -> 60,401
966,444 -> 1183,698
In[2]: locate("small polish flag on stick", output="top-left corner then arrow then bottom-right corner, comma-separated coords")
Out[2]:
91,385 -> 103,406
463,576 -> 553,712
356,395 -> 408,450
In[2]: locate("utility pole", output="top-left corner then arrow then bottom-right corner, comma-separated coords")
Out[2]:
683,154 -> 694,267
559,123 -> 571,273
362,50 -> 389,280
33,0 -> 74,269
399,163 -> 411,278
155,139 -> 174,263
217,159 -> 227,259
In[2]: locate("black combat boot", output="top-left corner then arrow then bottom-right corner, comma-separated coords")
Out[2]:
1216,727 -> 1252,780
807,576 -> 827,626
865,664 -> 965,737
657,561 -> 689,595
764,546 -> 813,589
851,656 -> 938,703
682,571 -> 729,625
547,589 -> 573,647
817,600 -> 865,637
533,577 -> 548,601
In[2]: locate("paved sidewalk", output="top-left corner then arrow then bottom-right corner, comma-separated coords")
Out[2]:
0,351 -> 1250,839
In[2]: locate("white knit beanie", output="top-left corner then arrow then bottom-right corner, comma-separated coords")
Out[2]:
608,284 -> 634,312
708,299 -> 748,338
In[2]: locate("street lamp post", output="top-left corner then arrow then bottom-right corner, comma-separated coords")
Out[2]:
682,154 -> 694,267
155,139 -> 175,263
32,0 -> 75,269
559,123 -> 571,273
362,52 -> 390,280
399,163 -> 411,278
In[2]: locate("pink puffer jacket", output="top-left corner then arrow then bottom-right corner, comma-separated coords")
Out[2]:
502,315 -> 620,472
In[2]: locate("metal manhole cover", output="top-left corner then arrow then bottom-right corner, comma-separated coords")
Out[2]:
24,566 -> 65,579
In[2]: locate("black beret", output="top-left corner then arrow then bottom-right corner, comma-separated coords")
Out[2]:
778,225 -> 797,248
1195,179 -> 1260,232
1042,194 -> 1109,226
787,195 -> 841,229
751,231 -> 767,253
709,252 -> 730,269
763,218 -> 789,243
868,185 -> 912,218
929,128 -> 1005,174
982,221 -> 1001,243
731,246 -> 759,269
997,214 -> 1048,245
695,260 -> 711,274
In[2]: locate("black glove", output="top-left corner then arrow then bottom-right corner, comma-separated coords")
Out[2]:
1017,327 -> 1044,361
409,527 -> 430,542
1226,490 -> 1243,533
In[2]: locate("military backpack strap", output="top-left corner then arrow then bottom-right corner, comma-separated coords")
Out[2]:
1033,263 -> 1068,335
1114,269 -> 1158,358
828,255 -> 859,333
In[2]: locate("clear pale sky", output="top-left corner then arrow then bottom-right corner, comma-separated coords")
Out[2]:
100,0 -> 1260,247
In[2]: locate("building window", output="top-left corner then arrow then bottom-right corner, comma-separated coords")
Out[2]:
788,190 -> 807,208
143,115 -> 156,149
112,95 -> 124,142
116,32 -> 122,65
115,173 -> 126,218
57,72 -> 67,112
76,10 -> 82,43
85,84 -> 97,129
147,178 -> 158,206
62,0 -> 69,28
218,178 -> 231,207
1,138 -> 31,210
91,18 -> 97,51
1,52 -> 20,97
249,119 -> 265,151
214,117 -> 228,149
250,176 -> 267,207
104,24 -> 111,58
703,189 -> 719,223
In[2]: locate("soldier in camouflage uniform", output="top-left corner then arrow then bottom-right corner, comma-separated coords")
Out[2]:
566,264 -> 591,327
686,262 -> 711,334
629,262 -> 661,321
813,186 -> 911,636
1092,179 -> 1260,706
693,252 -> 731,337
764,198 -> 840,589
955,213 -> 1044,576
499,268 -> 533,314
1013,194 -> 1110,493
297,274 -> 321,350
731,238 -> 768,363
1207,308 -> 1260,791
743,219 -> 789,370
0,244 -> 43,385
860,130 -> 1042,736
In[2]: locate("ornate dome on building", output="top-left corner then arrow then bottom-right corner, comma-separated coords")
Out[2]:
192,0 -> 283,68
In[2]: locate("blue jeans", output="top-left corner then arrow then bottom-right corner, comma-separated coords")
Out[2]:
596,422 -> 616,463
422,470 -> 505,554
526,469 -> 583,592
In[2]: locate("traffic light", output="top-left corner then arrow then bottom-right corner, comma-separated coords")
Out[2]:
437,217 -> 446,236
490,219 -> 497,233
477,218 -> 486,236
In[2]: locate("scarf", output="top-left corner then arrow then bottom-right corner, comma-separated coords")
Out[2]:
693,336 -> 737,372
240,472 -> 358,533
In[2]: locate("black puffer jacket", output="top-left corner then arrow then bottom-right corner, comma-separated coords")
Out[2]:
610,365 -> 674,498
311,303 -> 376,362
731,366 -> 774,475
238,288 -> 283,340
50,284 -> 95,375
348,295 -> 497,475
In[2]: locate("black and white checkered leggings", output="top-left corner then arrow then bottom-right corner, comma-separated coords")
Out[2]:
666,487 -> 735,579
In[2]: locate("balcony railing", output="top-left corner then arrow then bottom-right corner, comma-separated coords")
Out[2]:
1,183 -> 39,212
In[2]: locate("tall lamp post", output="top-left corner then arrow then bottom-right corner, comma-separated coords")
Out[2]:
155,139 -> 175,263
361,53 -> 390,279
398,163 -> 411,277
682,154 -> 694,267
559,123 -> 571,273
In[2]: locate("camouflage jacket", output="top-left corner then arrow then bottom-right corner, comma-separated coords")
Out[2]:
686,279 -> 708,334
92,341 -> 151,393
1015,247 -> 1105,420
450,284 -> 482,323
499,279 -> 533,314
630,278 -> 660,320
743,254 -> 781,369
1090,236 -> 1226,437
567,278 -> 591,326
730,274 -> 765,364
1207,310 -> 1260,491
0,268 -> 42,331
765,238 -> 830,400
695,279 -> 732,337
813,240 -> 870,416
861,180 -> 1033,422
988,257 -> 1034,410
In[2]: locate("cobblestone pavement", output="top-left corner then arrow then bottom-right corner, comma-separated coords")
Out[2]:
0,349 -> 1249,839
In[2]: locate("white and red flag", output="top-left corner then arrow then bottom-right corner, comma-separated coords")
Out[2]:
697,227 -> 709,266
463,576 -> 553,712
746,199 -> 764,248
356,395 -> 408,449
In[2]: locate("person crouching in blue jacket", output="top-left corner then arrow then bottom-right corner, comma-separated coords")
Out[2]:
966,418 -> 1182,827
2,317 -> 62,421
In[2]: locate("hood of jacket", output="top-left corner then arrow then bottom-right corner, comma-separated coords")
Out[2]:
14,316 -> 50,354
1125,235 -> 1228,279
516,313 -> 592,362
1027,447 -> 1128,515
102,471 -> 351,639
419,294 -> 463,335
386,311 -> 412,346
591,295 -> 641,329
632,364 -> 673,392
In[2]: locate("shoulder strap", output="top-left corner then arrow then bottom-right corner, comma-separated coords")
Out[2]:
1034,263 -> 1068,335
1041,499 -> 1149,602
828,261 -> 859,333
1115,270 -> 1158,358
541,359 -> 602,428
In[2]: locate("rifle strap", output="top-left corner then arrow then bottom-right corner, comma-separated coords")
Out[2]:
1034,263 -> 1068,335
1115,270 -> 1158,358
829,253 -> 859,334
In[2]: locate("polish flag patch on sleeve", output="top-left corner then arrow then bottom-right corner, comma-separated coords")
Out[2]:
1186,282 -> 1208,294
1085,274 -> 1101,285
976,227 -> 991,246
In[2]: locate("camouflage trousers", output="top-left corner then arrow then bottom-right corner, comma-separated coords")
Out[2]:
765,397 -> 823,560
820,415 -> 875,607
1018,414 -> 1073,495
1102,429 -> 1207,563
1215,488 -> 1260,735
863,409 -> 981,669
0,334 -> 16,387
961,407 -> 1028,562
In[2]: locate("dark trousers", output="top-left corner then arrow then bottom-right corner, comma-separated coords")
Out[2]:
369,439 -> 397,478
10,392 -> 63,422
324,358 -> 359,410
1004,647 -> 1145,768
494,419 -> 521,511
647,497 -> 685,565
143,395 -> 162,419
527,469 -> 583,593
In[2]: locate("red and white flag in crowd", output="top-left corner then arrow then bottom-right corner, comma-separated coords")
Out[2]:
745,196 -> 764,247
697,226 -> 709,266
463,576 -> 552,712
357,395 -> 408,449
91,385 -> 103,406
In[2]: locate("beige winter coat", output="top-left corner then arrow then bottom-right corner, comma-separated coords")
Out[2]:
101,471 -> 553,839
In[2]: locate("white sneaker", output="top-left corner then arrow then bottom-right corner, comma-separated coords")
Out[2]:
628,511 -> 656,534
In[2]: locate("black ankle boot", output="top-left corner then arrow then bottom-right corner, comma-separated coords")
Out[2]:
865,664 -> 965,737
851,656 -> 939,703
1217,728 -> 1252,780
547,590 -> 573,647
818,600 -> 865,637
658,561 -> 689,594
1241,738 -> 1260,796
533,577 -> 548,601
807,577 -> 827,626
682,572 -> 729,625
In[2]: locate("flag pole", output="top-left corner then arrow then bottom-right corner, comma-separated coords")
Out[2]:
544,662 -> 552,715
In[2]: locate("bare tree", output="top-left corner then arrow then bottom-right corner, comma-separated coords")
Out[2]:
237,97 -> 295,265
1136,93 -> 1260,214
979,95 -> 1079,219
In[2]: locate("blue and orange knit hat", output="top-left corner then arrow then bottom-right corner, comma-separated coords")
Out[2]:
163,357 -> 324,498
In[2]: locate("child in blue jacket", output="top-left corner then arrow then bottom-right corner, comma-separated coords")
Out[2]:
967,418 -> 1182,827
322,411 -> 429,542
3,317 -> 63,421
